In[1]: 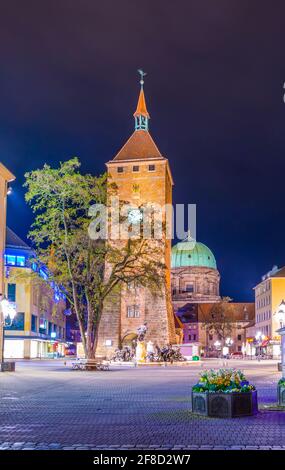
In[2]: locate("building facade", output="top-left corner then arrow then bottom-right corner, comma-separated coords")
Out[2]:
176,301 -> 254,358
171,236 -> 255,357
171,236 -> 220,305
96,76 -> 176,358
247,265 -> 285,358
171,236 -> 220,356
4,228 -> 67,359
0,163 -> 15,363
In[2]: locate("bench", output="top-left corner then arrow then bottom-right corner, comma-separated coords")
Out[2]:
72,358 -> 110,371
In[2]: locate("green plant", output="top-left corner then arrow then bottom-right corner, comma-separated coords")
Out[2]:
192,368 -> 256,393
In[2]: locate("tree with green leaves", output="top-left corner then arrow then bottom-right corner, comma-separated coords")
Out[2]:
24,158 -> 165,359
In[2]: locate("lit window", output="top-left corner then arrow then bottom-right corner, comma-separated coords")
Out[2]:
16,256 -> 25,267
5,255 -> 16,266
31,262 -> 38,272
39,268 -> 48,281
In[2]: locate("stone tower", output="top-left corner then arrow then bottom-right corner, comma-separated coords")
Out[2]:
96,73 -> 176,358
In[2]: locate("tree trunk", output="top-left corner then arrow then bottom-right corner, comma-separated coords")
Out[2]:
86,295 -> 95,360
93,303 -> 103,357
76,310 -> 87,358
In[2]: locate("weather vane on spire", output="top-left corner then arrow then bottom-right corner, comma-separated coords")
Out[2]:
138,69 -> 147,87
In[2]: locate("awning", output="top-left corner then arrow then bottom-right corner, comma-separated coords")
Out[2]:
261,339 -> 270,347
246,337 -> 255,343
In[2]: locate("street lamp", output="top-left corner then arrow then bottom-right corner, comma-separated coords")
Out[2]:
255,331 -> 266,361
276,300 -> 285,328
225,337 -> 234,347
255,331 -> 265,342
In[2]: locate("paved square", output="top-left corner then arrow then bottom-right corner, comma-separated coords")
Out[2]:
0,359 -> 285,450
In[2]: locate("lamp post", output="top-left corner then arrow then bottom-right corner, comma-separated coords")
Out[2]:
0,294 -> 16,371
224,337 -> 234,358
255,331 -> 265,361
214,340 -> 221,357
276,300 -> 285,329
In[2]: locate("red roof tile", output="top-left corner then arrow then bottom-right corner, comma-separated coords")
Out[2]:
112,130 -> 163,161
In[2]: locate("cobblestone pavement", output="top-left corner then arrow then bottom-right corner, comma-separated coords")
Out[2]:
0,359 -> 284,449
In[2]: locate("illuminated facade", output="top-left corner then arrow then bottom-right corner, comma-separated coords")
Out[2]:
0,163 -> 15,363
0,163 -> 15,294
248,265 -> 285,357
171,237 -> 220,304
4,228 -> 67,359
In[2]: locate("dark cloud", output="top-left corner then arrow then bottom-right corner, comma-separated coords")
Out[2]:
1,0 -> 285,300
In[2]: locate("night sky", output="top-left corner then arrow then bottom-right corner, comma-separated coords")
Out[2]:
1,1 -> 285,302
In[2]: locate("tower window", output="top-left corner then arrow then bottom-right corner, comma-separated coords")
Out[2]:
185,284 -> 194,293
117,167 -> 124,173
133,165 -> 139,172
127,305 -> 140,318
148,164 -> 155,171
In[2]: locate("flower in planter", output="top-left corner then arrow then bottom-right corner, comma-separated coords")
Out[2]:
192,368 -> 255,393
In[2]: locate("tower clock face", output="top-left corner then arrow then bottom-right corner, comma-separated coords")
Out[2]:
128,208 -> 143,225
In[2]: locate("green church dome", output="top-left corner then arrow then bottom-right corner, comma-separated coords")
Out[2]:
171,238 -> 217,269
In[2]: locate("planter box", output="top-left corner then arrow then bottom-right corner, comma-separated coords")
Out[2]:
192,390 -> 258,418
278,384 -> 285,406
0,361 -> 15,372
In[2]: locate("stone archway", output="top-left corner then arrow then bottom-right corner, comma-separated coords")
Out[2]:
121,332 -> 137,348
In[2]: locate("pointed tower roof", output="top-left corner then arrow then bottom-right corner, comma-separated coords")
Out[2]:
133,87 -> 150,118
113,130 -> 163,161
112,70 -> 164,162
